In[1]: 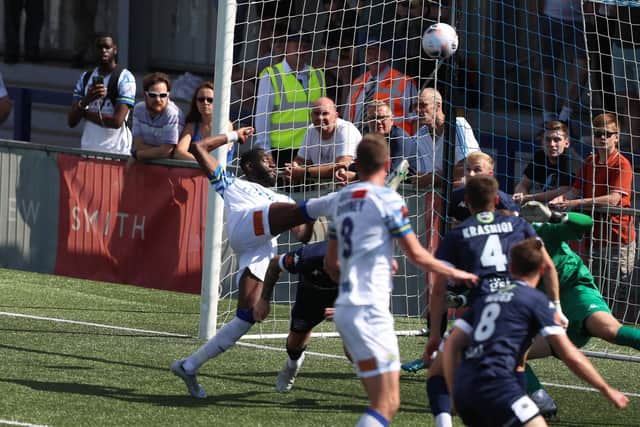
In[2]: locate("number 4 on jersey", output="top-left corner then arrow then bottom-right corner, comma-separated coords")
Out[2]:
480,234 -> 507,272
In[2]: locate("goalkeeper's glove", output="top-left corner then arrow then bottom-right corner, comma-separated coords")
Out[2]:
549,211 -> 568,223
554,300 -> 569,328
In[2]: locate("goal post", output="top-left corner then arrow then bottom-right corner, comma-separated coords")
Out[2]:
202,0 -> 640,361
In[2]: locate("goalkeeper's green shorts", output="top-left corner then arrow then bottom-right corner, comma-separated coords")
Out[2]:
561,284 -> 611,348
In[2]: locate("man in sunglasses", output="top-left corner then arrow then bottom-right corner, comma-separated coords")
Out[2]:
68,33 -> 136,155
549,113 -> 640,321
128,72 -> 185,167
550,113 -> 636,322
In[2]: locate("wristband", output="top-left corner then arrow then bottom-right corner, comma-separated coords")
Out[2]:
78,99 -> 90,111
226,131 -> 239,143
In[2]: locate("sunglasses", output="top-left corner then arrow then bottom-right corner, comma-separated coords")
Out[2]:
146,91 -> 169,99
594,130 -> 617,138
197,97 -> 214,104
367,116 -> 392,122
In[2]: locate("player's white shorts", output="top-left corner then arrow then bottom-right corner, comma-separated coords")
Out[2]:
228,204 -> 277,282
334,304 -> 400,378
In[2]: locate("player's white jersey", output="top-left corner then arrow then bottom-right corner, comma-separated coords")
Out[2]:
211,166 -> 292,236
328,182 -> 412,307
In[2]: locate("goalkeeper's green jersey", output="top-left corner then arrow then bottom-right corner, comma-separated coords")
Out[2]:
533,212 -> 598,291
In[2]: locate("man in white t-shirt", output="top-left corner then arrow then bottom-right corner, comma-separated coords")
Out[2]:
285,97 -> 361,184
0,72 -> 11,125
171,127 -> 325,399
324,133 -> 477,426
67,33 -> 136,155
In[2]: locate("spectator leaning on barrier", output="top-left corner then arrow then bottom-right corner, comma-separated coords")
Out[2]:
285,96 -> 360,185
0,72 -> 12,125
365,99 -> 411,174
174,81 -> 234,164
128,72 -> 184,167
513,120 -> 576,204
254,29 -> 327,168
343,37 -> 417,136
409,87 -> 445,189
550,113 -> 636,322
67,33 -> 136,155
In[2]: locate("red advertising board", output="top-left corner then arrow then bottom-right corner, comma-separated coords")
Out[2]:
55,154 -> 208,293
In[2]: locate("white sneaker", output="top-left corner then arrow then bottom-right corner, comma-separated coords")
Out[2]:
276,353 -> 305,393
171,359 -> 207,399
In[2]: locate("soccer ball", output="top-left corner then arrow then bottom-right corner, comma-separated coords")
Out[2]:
422,23 -> 459,59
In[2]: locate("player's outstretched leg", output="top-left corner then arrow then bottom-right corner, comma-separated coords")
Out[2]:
171,270 -> 260,397
585,311 -> 640,351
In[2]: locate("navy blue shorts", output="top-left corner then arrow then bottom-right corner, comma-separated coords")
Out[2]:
455,378 -> 541,427
290,282 -> 338,333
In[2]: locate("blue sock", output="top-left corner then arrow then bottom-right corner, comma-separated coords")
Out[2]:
427,375 -> 451,416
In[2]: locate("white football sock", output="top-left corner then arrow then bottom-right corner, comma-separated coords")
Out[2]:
435,412 -> 453,427
182,316 -> 253,373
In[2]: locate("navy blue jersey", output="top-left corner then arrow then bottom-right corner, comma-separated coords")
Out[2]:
280,240 -> 337,289
436,211 -> 537,299
449,187 -> 519,222
454,281 -> 564,384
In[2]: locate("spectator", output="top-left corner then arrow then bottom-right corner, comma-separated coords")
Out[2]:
70,0 -> 98,68
550,113 -> 636,322
285,97 -> 360,184
539,0 -> 590,125
343,37 -> 417,135
449,151 -> 519,222
128,72 -> 184,166
4,0 -> 43,63
409,87 -> 445,188
254,30 -> 327,168
174,82 -> 234,164
513,121 -> 576,203
0,72 -> 12,125
365,100 -> 412,174
67,33 -> 136,155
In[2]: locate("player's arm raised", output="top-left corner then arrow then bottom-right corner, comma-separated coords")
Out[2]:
189,127 -> 254,175
398,232 -> 478,286
253,256 -> 282,322
547,333 -> 629,409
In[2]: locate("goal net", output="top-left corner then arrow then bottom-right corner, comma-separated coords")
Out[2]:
209,0 -> 640,359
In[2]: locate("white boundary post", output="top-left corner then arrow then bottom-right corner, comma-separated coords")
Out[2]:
199,0 -> 237,339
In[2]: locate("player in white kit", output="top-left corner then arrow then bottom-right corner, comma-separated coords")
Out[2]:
325,134 -> 478,427
171,127 -> 317,398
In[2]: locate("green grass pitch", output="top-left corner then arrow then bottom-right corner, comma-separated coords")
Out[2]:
0,268 -> 638,426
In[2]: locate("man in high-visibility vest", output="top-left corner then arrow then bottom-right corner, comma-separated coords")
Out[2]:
255,30 -> 326,168
343,37 -> 417,136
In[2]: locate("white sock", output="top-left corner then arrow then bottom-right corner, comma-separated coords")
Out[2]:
356,409 -> 388,427
558,106 -> 572,122
543,111 -> 556,123
287,352 -> 305,369
303,193 -> 337,219
435,412 -> 453,427
182,316 -> 253,373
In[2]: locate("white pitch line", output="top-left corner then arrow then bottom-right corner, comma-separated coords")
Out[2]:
0,312 -> 190,338
0,420 -> 49,427
4,310 -> 640,398
542,382 -> 640,398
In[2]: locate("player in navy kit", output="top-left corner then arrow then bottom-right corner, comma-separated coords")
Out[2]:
425,175 -> 565,427
253,240 -> 339,392
443,238 -> 629,427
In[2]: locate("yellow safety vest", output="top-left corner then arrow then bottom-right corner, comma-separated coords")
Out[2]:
260,62 -> 326,149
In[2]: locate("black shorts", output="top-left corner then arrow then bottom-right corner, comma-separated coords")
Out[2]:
289,282 -> 338,333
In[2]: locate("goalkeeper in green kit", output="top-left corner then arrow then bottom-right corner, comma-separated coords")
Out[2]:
517,202 -> 640,417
